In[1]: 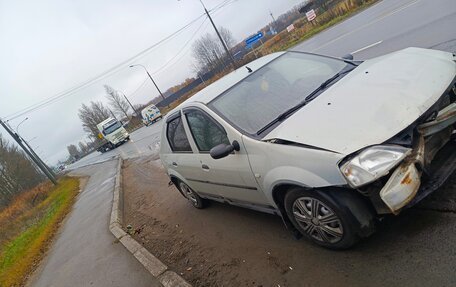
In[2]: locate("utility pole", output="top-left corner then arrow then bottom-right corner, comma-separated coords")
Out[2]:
198,0 -> 238,70
269,10 -> 276,23
0,119 -> 57,185
123,93 -> 139,116
269,10 -> 277,34
23,139 -> 56,178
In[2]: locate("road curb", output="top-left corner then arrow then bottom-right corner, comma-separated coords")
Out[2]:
109,158 -> 191,287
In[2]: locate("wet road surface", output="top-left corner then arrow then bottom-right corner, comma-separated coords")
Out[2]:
29,160 -> 160,287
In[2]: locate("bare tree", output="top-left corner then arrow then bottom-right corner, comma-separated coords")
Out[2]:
104,85 -> 130,119
67,144 -> 79,159
0,133 -> 43,208
219,26 -> 236,49
78,101 -> 111,140
192,26 -> 236,73
78,141 -> 89,155
133,104 -> 147,113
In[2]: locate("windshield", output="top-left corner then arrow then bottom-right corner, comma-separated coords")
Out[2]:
209,52 -> 349,135
103,120 -> 122,135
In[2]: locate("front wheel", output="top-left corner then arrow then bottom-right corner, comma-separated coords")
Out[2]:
178,181 -> 208,209
284,188 -> 360,249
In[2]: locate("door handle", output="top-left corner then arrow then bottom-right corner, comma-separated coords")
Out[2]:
201,164 -> 210,170
172,162 -> 178,167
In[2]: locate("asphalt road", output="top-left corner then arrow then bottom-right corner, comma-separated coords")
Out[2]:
293,0 -> 456,58
68,121 -> 163,170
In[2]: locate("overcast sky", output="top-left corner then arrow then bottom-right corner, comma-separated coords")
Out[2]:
0,0 -> 304,164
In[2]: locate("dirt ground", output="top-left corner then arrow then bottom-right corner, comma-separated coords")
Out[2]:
122,155 -> 456,287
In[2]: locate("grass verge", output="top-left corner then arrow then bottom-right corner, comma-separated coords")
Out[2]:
263,0 -> 380,53
0,177 -> 80,287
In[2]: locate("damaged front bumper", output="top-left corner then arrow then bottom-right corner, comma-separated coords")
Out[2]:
378,102 -> 456,214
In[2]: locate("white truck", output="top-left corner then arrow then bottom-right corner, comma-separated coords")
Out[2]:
141,104 -> 162,126
96,117 -> 130,153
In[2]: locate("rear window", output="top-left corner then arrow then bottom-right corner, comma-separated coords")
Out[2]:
166,116 -> 192,152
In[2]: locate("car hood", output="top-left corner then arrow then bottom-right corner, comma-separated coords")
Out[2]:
263,48 -> 456,155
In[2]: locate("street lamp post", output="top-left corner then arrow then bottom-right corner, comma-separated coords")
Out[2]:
129,64 -> 165,101
16,117 -> 28,134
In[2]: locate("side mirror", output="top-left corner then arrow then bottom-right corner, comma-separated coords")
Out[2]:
210,143 -> 234,159
342,54 -> 354,60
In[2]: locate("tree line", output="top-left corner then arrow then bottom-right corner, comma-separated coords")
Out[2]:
0,133 -> 44,208
67,84 -> 138,161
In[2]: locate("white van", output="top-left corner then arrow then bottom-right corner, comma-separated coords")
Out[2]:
141,104 -> 162,126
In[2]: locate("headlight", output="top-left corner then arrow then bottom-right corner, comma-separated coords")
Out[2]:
340,145 -> 411,188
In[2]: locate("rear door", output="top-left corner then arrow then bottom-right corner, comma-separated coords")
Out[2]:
163,112 -> 209,194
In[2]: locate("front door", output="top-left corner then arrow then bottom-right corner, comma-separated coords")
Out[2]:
183,107 -> 268,206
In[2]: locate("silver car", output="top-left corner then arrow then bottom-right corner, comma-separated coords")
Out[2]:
160,48 -> 456,249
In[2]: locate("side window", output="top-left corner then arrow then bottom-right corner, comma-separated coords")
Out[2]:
185,109 -> 230,152
166,116 -> 192,152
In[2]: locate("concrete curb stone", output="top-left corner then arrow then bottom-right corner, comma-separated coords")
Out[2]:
109,157 -> 191,287
158,271 -> 192,287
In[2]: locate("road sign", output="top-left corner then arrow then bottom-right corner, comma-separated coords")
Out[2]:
245,32 -> 264,46
306,9 -> 317,21
286,24 -> 295,32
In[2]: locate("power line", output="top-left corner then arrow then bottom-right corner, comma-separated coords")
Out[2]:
128,19 -> 209,100
4,0 -> 239,121
4,13 -> 206,121
125,1 -> 235,100
210,0 -> 237,12
128,78 -> 149,98
151,17 -> 208,75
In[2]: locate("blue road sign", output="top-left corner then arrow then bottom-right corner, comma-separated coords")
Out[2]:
245,32 -> 264,46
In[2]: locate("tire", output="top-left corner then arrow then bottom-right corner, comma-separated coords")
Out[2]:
177,181 -> 208,209
284,187 -> 360,249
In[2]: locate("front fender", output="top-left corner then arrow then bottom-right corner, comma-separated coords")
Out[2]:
262,166 -> 347,204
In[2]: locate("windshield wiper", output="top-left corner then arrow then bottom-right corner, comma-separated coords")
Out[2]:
256,102 -> 308,135
256,66 -> 355,135
304,66 -> 354,102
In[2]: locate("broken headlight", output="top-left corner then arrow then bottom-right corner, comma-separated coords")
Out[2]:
340,145 -> 411,188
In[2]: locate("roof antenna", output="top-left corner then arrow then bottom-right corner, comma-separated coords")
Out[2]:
246,66 -> 253,73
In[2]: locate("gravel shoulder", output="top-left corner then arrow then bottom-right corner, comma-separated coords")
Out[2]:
122,155 -> 456,287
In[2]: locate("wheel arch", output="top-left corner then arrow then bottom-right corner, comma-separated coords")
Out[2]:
271,182 -> 311,237
272,183 -> 376,238
169,175 -> 187,199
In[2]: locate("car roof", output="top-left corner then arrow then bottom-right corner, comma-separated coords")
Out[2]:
168,51 -> 286,114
